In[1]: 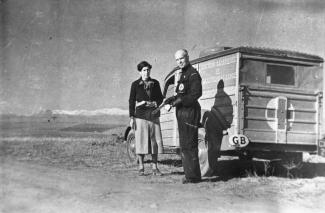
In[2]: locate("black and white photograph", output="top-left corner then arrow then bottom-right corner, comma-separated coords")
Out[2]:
1,0 -> 325,212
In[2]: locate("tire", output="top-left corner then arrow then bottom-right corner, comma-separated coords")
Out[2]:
126,130 -> 137,162
281,152 -> 303,169
278,152 -> 303,178
198,131 -> 218,177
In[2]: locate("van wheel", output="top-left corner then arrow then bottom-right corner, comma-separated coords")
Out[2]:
126,130 -> 137,162
198,132 -> 217,177
281,152 -> 303,168
279,152 -> 303,178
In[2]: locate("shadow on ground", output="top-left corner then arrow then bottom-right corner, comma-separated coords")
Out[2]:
214,159 -> 325,180
158,158 -> 325,180
158,159 -> 183,167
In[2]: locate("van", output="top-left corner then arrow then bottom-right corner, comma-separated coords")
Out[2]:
125,46 -> 324,176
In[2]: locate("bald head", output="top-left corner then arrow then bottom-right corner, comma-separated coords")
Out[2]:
175,49 -> 190,69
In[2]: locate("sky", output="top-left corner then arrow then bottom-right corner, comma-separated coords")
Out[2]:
0,0 -> 325,115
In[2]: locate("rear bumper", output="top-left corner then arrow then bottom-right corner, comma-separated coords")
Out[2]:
244,143 -> 317,153
221,143 -> 317,160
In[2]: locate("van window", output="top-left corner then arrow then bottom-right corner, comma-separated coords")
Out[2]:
266,64 -> 295,85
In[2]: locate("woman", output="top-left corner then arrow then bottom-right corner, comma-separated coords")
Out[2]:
128,61 -> 164,176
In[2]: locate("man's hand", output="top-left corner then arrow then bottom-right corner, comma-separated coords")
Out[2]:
164,104 -> 172,111
164,96 -> 176,105
171,97 -> 182,107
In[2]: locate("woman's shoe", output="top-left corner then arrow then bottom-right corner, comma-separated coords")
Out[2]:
152,169 -> 163,176
138,168 -> 145,176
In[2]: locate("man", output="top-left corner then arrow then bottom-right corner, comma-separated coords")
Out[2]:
165,49 -> 202,183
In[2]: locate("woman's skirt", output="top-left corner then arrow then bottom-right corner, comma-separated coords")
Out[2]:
134,118 -> 163,154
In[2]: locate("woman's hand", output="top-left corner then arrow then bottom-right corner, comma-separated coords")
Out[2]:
136,101 -> 157,108
130,117 -> 136,130
145,101 -> 157,108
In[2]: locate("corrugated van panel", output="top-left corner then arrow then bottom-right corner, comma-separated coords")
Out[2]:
288,122 -> 316,132
246,107 -> 271,119
160,111 -> 175,123
244,130 -> 276,143
286,133 -> 316,144
200,96 -> 236,109
161,129 -> 174,137
289,110 -> 316,120
162,137 -> 174,146
246,95 -> 273,106
244,119 -> 275,130
161,128 -> 179,146
201,90 -> 236,102
289,99 -> 316,109
243,88 -> 318,145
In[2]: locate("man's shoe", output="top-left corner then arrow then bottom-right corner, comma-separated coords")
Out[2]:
152,169 -> 163,176
181,177 -> 201,184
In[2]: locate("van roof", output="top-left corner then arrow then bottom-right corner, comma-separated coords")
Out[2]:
165,46 -> 323,80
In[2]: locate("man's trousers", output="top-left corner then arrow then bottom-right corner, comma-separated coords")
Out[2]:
176,105 -> 201,181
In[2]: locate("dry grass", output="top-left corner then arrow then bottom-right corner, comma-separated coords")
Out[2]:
2,117 -> 325,213
0,128 -> 133,170
2,117 -> 325,180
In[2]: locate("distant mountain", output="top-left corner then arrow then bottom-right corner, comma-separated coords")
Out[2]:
51,108 -> 128,116
1,108 -> 129,126
1,108 -> 129,117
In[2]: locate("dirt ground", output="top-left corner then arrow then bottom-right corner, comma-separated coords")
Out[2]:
1,127 -> 325,213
